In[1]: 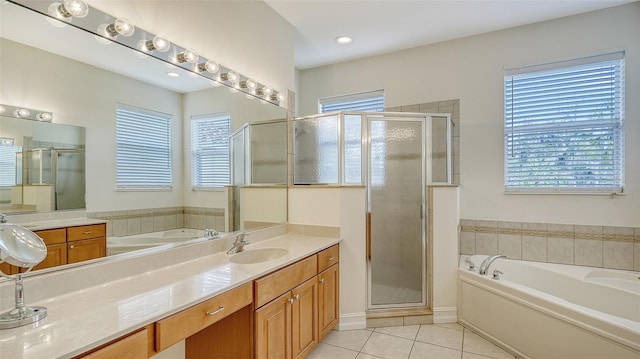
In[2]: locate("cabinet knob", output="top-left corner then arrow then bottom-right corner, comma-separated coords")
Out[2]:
288,298 -> 294,304
294,294 -> 300,300
319,278 -> 325,284
69,245 -> 74,249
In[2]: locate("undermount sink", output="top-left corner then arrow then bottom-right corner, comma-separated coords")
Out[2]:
229,248 -> 289,264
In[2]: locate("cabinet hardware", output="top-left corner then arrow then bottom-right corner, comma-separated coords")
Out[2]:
288,298 -> 294,304
319,278 -> 325,284
82,231 -> 93,235
69,245 -> 74,249
293,294 -> 300,300
327,256 -> 335,261
206,306 -> 225,315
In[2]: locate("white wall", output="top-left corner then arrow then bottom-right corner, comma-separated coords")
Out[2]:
89,0 -> 296,96
298,3 -> 640,227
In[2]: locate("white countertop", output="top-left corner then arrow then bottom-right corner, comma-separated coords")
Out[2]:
16,218 -> 108,231
0,233 -> 340,358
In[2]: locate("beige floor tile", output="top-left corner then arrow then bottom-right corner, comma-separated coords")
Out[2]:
415,325 -> 463,350
463,352 -> 497,359
434,323 -> 464,332
409,341 -> 462,359
361,332 -> 414,359
374,325 -> 420,340
463,330 -> 514,359
356,353 -> 385,359
307,343 -> 359,359
323,329 -> 373,352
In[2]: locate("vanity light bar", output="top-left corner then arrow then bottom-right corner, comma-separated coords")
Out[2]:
6,0 -> 284,106
0,104 -> 53,123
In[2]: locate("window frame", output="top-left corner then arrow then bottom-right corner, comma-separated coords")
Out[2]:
503,52 -> 625,194
319,89 -> 385,113
190,113 -> 231,190
116,104 -> 173,191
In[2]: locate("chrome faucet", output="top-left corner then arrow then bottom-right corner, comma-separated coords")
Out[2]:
478,254 -> 506,275
226,232 -> 250,254
204,228 -> 219,239
0,213 -> 6,224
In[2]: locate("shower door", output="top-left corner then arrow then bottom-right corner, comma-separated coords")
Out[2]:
367,116 -> 426,309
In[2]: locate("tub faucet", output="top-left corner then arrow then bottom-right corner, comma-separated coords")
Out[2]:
204,228 -> 219,239
478,254 -> 506,275
226,232 -> 250,254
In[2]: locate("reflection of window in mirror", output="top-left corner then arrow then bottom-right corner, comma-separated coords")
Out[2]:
0,145 -> 22,205
191,114 -> 231,189
116,104 -> 172,190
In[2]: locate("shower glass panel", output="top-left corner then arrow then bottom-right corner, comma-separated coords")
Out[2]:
54,149 -> 85,210
343,114 -> 363,184
294,115 -> 339,184
368,117 -> 425,308
251,121 -> 287,184
231,127 -> 248,231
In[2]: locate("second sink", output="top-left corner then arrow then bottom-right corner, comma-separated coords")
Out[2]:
229,248 -> 289,264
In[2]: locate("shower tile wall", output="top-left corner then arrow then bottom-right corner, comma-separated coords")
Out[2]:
87,206 -> 224,237
386,99 -> 460,184
460,219 -> 640,271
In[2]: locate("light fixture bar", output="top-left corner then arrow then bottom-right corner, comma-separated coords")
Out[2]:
0,103 -> 53,123
7,0 -> 284,106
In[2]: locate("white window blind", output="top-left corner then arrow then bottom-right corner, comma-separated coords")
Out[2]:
504,53 -> 625,193
319,90 -> 384,113
191,114 -> 230,188
116,104 -> 172,189
0,145 -> 20,187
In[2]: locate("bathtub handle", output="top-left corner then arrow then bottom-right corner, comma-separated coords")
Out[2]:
492,270 -> 503,280
465,259 -> 475,271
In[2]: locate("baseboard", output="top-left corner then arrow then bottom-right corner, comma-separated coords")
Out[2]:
338,312 -> 367,330
433,307 -> 458,324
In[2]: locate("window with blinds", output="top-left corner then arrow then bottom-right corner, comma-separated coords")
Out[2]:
191,114 -> 230,188
319,89 -> 384,113
504,53 -> 625,193
0,145 -> 20,187
116,104 -> 172,189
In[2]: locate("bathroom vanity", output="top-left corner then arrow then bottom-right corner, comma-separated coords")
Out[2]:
0,228 -> 340,359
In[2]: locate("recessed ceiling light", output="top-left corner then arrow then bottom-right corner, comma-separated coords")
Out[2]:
166,72 -> 180,78
335,36 -> 352,45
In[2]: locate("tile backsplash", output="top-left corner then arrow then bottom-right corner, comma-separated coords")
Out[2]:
460,219 -> 640,271
88,206 -> 224,237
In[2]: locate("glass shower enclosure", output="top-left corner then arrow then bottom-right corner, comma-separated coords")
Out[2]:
293,111 -> 453,310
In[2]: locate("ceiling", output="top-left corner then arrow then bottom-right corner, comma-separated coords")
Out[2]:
264,0 -> 636,70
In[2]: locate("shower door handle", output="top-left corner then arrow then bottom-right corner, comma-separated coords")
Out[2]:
366,212 -> 371,260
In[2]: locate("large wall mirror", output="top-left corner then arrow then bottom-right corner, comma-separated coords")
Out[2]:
0,1 -> 289,273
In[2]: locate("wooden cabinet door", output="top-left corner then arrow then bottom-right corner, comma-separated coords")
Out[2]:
255,292 -> 292,359
318,264 -> 339,341
291,277 -> 318,359
68,238 -> 106,264
0,262 -> 18,275
31,243 -> 67,271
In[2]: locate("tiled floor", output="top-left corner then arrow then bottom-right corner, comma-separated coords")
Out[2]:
309,323 -> 517,359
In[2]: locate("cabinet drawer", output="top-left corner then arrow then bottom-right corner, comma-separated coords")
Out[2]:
155,282 -> 253,352
34,228 -> 67,245
79,328 -> 147,359
67,224 -> 105,241
317,245 -> 339,272
254,255 -> 317,308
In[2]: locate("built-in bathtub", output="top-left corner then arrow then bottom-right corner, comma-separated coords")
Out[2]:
458,255 -> 640,359
107,229 -> 225,255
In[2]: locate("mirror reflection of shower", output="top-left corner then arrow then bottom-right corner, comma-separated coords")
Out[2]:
17,144 -> 85,212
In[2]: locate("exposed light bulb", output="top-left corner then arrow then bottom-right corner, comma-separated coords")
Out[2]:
257,86 -> 272,97
241,78 -> 258,90
176,49 -> 199,64
220,71 -> 239,83
47,3 -> 72,23
277,92 -> 286,102
95,24 -> 115,44
14,109 -> 30,118
197,60 -> 219,74
37,113 -> 53,122
54,0 -> 89,18
104,18 -> 135,37
144,36 -> 171,52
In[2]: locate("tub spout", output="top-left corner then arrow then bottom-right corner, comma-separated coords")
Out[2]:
478,254 -> 506,275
